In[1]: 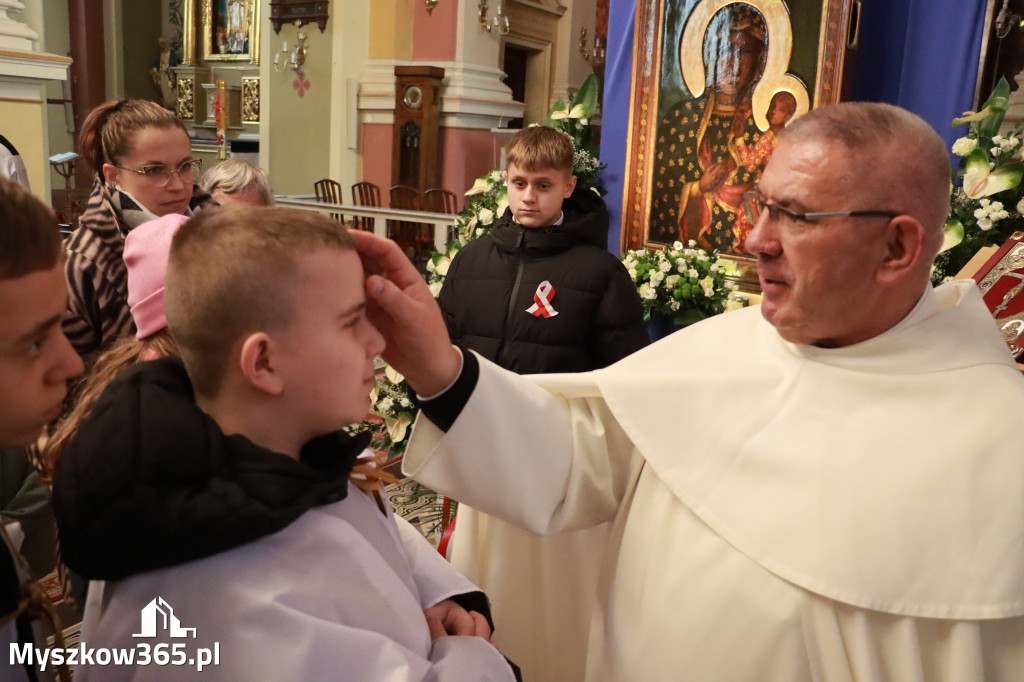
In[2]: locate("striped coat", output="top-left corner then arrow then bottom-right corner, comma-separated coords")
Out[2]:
62,178 -> 210,360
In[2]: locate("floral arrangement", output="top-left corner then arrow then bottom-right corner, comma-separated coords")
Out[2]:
450,171 -> 509,245
430,74 -> 606,297
425,240 -> 462,298
365,363 -> 418,458
620,241 -> 739,326
933,76 -> 1024,282
546,73 -> 605,193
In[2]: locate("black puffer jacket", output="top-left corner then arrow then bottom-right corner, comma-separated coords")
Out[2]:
51,358 -> 367,581
438,188 -> 649,374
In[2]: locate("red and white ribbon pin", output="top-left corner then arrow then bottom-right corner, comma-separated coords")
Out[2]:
526,280 -> 559,318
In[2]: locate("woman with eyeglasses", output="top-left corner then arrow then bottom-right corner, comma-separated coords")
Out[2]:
63,99 -> 213,360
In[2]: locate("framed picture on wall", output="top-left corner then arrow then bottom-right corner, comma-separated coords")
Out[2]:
202,0 -> 261,63
620,0 -> 857,286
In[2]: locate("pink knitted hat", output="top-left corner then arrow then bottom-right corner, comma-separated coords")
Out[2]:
124,213 -> 189,339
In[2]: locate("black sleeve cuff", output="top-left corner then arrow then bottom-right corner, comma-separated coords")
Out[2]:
413,347 -> 480,433
446,589 -> 494,633
445,588 -> 521,680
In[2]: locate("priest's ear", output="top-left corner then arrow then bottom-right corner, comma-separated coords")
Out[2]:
875,215 -> 928,286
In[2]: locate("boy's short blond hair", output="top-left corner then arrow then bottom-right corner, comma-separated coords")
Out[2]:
505,126 -> 574,174
200,159 -> 274,206
165,205 -> 355,398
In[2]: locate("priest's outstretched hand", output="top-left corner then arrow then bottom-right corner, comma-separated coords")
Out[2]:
352,231 -> 462,397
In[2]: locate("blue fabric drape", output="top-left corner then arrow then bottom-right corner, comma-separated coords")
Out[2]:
600,0 -> 637,253
601,0 -> 988,253
852,0 -> 988,158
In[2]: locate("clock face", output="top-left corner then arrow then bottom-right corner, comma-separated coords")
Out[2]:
403,85 -> 423,110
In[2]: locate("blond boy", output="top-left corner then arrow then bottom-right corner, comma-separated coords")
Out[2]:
435,126 -> 648,680
52,205 -> 517,680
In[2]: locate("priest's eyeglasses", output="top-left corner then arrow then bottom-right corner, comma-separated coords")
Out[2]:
114,159 -> 203,187
742,191 -> 898,227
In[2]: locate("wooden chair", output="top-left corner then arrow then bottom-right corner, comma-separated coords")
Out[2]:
389,185 -> 430,268
422,188 -> 458,214
313,178 -> 344,222
389,184 -> 420,210
350,181 -> 381,231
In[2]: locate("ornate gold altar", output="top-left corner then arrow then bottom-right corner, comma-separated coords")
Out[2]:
172,0 -> 261,158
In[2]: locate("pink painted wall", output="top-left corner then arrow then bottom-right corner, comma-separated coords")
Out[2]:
360,123 -> 501,211
440,127 -> 502,206
360,123 -> 394,199
412,2 -> 457,62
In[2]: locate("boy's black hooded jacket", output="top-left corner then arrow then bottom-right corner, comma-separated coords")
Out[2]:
438,187 -> 649,374
51,358 -> 368,581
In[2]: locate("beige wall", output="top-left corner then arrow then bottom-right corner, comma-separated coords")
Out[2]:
41,0 -> 75,194
261,7 -> 333,194
0,99 -> 49,195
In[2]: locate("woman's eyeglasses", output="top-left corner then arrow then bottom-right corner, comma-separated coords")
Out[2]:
113,159 -> 203,187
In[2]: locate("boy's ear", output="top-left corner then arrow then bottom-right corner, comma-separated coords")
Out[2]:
564,173 -> 577,198
238,332 -> 284,395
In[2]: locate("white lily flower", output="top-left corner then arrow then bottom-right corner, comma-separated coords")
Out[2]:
384,364 -> 404,384
465,177 -> 491,196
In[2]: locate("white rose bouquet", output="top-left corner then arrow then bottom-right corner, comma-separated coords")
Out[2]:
621,241 -> 737,326
933,76 -> 1024,282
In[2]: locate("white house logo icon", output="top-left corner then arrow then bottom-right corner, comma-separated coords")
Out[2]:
132,597 -> 197,638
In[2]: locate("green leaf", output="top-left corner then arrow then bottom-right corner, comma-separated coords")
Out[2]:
939,220 -> 964,253
573,74 -> 599,119
978,76 -> 1011,137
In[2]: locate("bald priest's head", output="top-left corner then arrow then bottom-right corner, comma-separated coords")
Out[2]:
743,101 -> 951,348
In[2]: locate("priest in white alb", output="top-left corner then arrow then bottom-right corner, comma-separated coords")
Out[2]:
353,102 -> 1024,681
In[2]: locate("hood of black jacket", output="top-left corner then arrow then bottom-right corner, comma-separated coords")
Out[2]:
52,357 -> 370,580
491,185 -> 609,255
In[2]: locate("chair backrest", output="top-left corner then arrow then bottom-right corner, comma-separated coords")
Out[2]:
313,178 -> 344,223
389,184 -> 420,211
351,181 -> 381,207
313,178 -> 342,204
422,188 -> 458,214
350,182 -> 381,231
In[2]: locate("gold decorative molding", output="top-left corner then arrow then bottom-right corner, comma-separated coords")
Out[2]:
242,76 -> 260,123
177,77 -> 195,120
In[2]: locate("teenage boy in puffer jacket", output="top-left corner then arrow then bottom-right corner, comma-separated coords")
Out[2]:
436,125 -> 648,682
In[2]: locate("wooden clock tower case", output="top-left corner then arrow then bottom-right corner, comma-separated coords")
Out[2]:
391,66 -> 445,193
